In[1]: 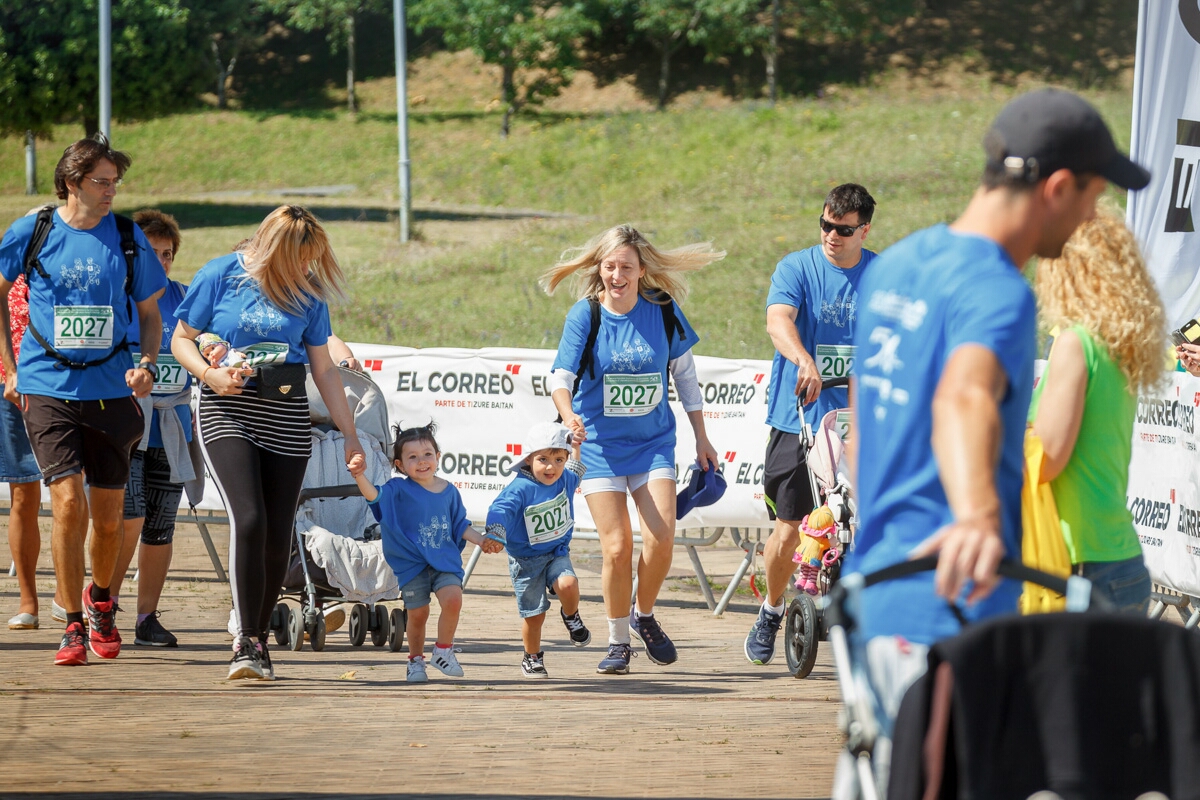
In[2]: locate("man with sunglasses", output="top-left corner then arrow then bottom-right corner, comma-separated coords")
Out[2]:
745,182 -> 877,667
0,135 -> 166,666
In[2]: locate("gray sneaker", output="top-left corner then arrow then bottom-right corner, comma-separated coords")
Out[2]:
228,636 -> 263,680
407,656 -> 429,683
51,600 -> 67,624
744,605 -> 784,665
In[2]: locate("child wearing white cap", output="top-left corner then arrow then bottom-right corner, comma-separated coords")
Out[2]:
486,421 -> 591,677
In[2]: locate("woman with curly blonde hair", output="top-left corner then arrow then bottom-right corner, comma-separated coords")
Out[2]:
542,224 -> 724,674
1029,209 -> 1167,613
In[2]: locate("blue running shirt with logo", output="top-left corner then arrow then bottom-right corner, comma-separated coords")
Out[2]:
0,211 -> 167,400
174,253 -> 331,366
129,279 -> 192,448
486,466 -> 582,559
848,224 -> 1036,645
765,245 -> 876,433
368,477 -> 471,588
552,295 -> 698,478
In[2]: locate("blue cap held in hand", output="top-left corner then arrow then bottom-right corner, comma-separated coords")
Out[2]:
676,464 -> 727,520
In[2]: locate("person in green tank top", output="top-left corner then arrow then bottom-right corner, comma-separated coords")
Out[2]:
1029,210 -> 1167,613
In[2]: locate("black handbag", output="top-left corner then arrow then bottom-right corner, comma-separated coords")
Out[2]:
255,362 -> 307,400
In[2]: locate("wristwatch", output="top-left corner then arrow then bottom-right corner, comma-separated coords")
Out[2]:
138,361 -> 159,381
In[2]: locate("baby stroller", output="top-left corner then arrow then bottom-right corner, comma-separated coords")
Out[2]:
785,376 -> 855,678
267,366 -> 408,653
827,557 -> 1200,800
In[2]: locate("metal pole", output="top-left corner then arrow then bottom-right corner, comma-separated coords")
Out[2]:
99,0 -> 112,140
24,131 -> 36,195
393,0 -> 411,242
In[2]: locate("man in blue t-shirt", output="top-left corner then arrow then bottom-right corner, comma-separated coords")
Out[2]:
745,182 -> 877,666
0,136 -> 166,668
830,89 -> 1152,800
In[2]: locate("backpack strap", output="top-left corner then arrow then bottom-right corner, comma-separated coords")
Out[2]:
21,210 -> 135,371
573,297 -> 602,395
649,289 -> 685,349
22,206 -> 56,282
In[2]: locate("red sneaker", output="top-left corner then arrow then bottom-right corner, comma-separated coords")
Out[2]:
83,582 -> 121,659
55,622 -> 89,666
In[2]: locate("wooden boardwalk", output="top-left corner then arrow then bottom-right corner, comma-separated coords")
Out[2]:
1,520 -> 842,799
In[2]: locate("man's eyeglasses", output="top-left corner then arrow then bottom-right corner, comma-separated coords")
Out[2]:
818,216 -> 866,237
85,177 -> 123,190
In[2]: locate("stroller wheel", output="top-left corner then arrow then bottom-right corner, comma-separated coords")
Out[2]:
785,594 -> 820,679
287,606 -> 305,652
371,603 -> 390,647
311,611 -> 327,651
271,602 -> 290,647
388,607 -> 406,652
348,604 -> 368,647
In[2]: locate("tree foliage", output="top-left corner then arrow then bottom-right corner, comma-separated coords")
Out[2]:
412,0 -> 598,136
0,0 -> 210,138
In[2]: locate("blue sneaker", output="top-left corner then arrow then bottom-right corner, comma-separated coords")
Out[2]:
744,605 -> 784,665
629,611 -> 678,665
596,642 -> 635,674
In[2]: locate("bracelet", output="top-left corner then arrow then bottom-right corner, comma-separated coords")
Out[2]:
201,366 -> 213,384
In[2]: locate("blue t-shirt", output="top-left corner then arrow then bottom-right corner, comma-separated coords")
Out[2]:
848,224 -> 1036,645
552,296 -> 698,477
765,245 -> 876,433
0,210 -> 167,400
174,253 -> 331,367
485,462 -> 583,559
130,279 -> 192,448
368,477 -> 471,588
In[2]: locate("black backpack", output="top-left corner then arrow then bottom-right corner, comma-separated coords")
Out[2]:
571,288 -> 686,397
21,205 -> 138,370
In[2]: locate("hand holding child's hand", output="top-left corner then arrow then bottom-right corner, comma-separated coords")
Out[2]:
345,442 -> 367,477
480,538 -> 503,554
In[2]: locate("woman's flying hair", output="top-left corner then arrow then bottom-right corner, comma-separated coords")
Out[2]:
540,224 -> 724,305
238,205 -> 346,314
1035,208 -> 1167,394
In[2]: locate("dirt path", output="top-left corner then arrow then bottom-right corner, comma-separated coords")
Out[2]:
1,520 -> 843,799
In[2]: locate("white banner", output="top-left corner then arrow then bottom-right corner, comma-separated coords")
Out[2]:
1128,1 -> 1200,328
190,344 -> 777,531
1128,370 -> 1200,597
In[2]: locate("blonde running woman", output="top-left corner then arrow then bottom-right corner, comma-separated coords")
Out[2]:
543,224 -> 722,674
172,205 -> 366,679
1029,210 -> 1166,613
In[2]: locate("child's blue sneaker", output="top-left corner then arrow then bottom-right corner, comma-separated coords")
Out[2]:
596,642 -> 635,674
629,611 -> 677,665
744,605 -> 784,665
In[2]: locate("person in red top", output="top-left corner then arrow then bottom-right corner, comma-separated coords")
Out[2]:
3,271 -> 46,629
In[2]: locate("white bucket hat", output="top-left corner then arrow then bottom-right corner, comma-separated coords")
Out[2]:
507,421 -> 573,473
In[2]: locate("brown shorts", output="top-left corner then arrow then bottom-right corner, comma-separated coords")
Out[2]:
21,394 -> 143,489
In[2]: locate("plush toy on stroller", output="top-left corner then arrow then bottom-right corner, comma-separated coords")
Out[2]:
793,505 -> 841,596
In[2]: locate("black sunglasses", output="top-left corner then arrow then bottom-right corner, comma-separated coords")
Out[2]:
819,216 -> 867,237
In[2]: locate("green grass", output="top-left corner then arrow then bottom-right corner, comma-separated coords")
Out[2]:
0,78 -> 1135,359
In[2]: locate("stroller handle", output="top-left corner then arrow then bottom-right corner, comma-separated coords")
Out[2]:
825,555 -> 1114,631
822,376 -> 850,390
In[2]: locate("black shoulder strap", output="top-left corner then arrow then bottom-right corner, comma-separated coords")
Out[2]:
114,213 -> 136,297
650,289 -> 685,348
573,297 -> 602,394
22,206 -> 56,282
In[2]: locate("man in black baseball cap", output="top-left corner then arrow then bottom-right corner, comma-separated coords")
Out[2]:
831,87 -> 1150,800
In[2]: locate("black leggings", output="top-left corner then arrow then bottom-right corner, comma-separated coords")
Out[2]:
204,436 -> 308,639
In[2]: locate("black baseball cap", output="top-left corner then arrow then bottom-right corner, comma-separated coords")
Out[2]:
984,88 -> 1150,190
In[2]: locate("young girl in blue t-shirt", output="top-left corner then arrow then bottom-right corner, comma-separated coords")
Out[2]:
353,422 -> 503,683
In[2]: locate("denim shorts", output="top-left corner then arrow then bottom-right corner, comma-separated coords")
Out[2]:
1076,555 -> 1152,615
0,398 -> 41,484
400,566 -> 462,609
508,552 -> 576,618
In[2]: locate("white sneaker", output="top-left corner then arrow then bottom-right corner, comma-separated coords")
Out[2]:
406,656 -> 429,683
227,608 -> 238,637
430,645 -> 464,677
51,600 -> 67,624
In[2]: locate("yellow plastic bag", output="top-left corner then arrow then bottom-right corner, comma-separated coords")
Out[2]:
1018,429 -> 1071,614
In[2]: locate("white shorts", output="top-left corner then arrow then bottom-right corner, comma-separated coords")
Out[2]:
580,467 -> 676,496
